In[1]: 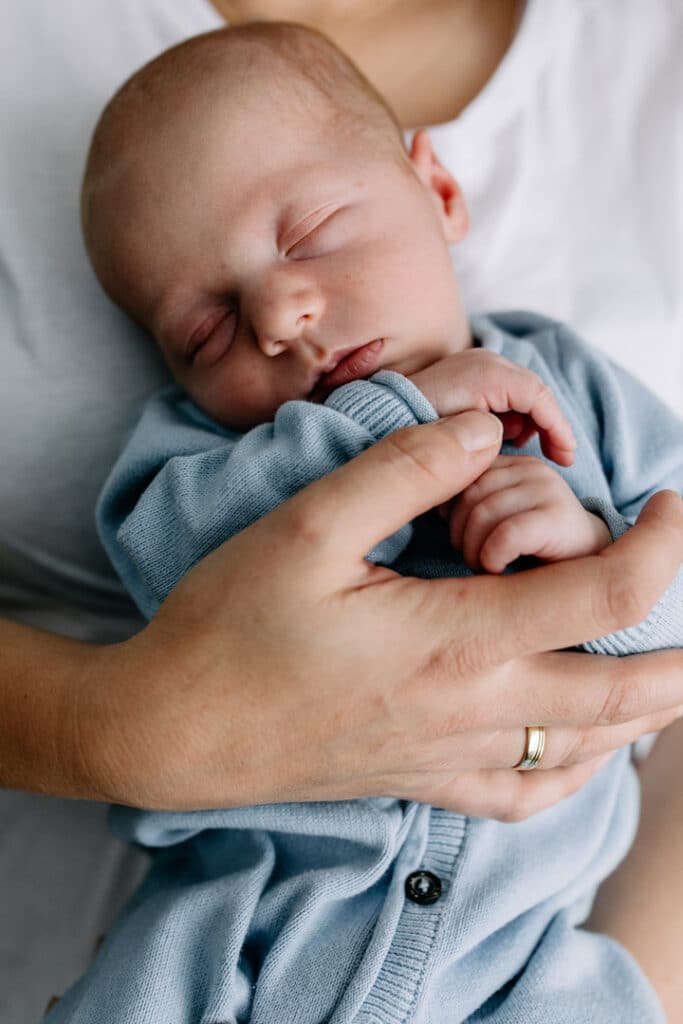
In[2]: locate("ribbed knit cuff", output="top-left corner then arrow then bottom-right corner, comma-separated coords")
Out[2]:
580,497 -> 632,543
580,497 -> 683,654
324,370 -> 438,439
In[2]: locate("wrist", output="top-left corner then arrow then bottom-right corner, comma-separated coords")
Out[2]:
0,620 -> 128,801
79,631 -> 197,809
584,510 -> 614,555
85,622 -> 260,812
406,366 -> 439,411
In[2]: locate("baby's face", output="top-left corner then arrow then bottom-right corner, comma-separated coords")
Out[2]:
103,90 -> 469,429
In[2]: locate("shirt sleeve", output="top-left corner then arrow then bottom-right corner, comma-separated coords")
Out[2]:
547,321 -> 683,656
96,373 -> 437,619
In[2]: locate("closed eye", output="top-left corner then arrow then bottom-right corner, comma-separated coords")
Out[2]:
186,307 -> 238,368
286,208 -> 347,260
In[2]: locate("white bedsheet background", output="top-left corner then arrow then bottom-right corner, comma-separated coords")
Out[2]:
1,1 -> 681,1021
0,794 -> 149,1023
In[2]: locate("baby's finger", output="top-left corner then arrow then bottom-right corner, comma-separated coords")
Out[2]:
280,412 -> 502,569
478,508 -> 558,574
448,456 -> 541,551
480,362 -> 576,466
461,488 -> 541,572
498,411 -> 525,440
498,412 -> 538,450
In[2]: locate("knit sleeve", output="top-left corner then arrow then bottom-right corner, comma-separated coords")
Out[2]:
96,375 -> 437,619
550,323 -> 683,656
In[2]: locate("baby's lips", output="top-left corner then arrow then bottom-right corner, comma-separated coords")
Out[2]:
319,339 -> 384,392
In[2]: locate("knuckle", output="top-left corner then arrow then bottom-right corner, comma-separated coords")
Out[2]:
458,482 -> 480,508
595,669 -> 633,726
283,501 -> 329,550
386,426 -> 451,486
507,454 -> 545,484
531,377 -> 555,406
467,500 -> 494,531
490,518 -> 517,549
528,457 -> 554,478
593,565 -> 651,632
435,630 -> 501,684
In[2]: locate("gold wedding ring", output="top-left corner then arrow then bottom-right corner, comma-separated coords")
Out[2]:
514,725 -> 546,771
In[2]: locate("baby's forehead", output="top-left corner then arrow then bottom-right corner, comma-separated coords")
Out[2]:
83,25 -> 407,265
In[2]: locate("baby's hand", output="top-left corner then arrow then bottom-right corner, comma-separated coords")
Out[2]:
409,349 -> 576,467
448,454 -> 613,574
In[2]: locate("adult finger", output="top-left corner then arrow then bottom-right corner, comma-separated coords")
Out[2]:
459,490 -> 683,664
521,647 -> 683,728
388,681 -> 683,778
447,701 -> 683,773
413,756 -> 614,821
531,703 -> 683,769
278,411 -> 503,566
458,648 -> 683,733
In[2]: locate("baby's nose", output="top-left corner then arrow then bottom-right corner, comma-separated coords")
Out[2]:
254,274 -> 324,359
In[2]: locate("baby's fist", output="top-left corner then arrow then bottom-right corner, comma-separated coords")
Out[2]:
448,455 -> 613,574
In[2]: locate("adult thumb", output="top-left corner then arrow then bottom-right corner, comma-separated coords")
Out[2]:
285,411 -> 503,564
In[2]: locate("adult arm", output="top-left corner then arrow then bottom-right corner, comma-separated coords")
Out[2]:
4,412 -> 681,815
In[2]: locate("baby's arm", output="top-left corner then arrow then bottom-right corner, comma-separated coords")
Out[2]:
98,357 -> 573,619
97,378 -> 432,618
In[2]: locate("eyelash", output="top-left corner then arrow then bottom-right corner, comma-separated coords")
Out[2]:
187,305 -> 238,365
287,209 -> 341,259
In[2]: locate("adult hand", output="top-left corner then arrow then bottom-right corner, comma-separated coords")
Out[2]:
81,411 -> 683,818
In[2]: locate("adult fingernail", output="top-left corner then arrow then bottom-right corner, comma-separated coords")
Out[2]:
447,411 -> 503,452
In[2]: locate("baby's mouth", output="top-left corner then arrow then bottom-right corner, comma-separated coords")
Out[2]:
311,339 -> 385,400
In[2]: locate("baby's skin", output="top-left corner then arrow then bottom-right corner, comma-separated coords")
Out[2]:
409,350 -> 612,572
81,26 -> 612,578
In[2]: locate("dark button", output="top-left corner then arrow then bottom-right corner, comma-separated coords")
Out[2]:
404,869 -> 442,905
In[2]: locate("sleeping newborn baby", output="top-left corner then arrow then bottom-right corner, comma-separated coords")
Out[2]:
49,22 -> 683,1024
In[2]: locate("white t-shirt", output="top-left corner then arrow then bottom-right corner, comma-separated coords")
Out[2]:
0,1 -> 680,1020
426,0 -> 682,413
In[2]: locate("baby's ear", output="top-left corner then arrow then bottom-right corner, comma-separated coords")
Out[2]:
408,129 -> 469,243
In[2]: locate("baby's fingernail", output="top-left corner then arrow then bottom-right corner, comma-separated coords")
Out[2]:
447,411 -> 503,452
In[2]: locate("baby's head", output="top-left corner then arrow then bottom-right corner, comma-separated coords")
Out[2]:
82,23 -> 470,430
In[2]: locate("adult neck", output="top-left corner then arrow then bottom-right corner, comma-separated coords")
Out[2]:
209,0 -> 523,130
212,0 -> 402,25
